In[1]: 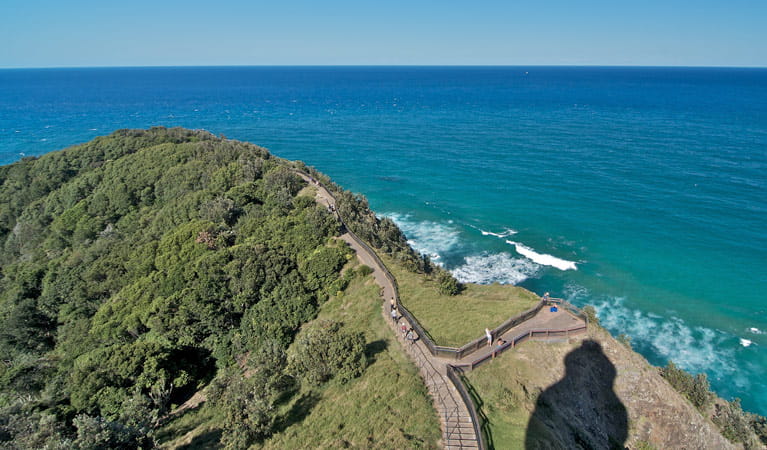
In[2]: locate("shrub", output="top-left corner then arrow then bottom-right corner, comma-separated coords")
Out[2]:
436,269 -> 461,296
357,264 -> 373,277
582,305 -> 600,326
218,373 -> 278,449
659,361 -> 712,411
712,399 -> 759,448
288,320 -> 367,385
751,414 -> 767,446
72,414 -> 153,449
300,245 -> 346,292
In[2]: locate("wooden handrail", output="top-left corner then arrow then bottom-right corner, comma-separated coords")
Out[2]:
293,169 -> 482,448
446,365 -> 486,450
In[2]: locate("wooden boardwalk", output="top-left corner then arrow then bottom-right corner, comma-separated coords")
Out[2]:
297,172 -> 480,448
445,306 -> 585,369
295,170 -> 586,449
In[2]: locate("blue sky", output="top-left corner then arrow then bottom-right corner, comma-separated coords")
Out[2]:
1,0 -> 765,67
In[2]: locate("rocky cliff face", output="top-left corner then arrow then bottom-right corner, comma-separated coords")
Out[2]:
478,327 -> 739,449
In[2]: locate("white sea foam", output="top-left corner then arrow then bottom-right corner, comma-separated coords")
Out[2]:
565,284 -> 749,389
384,213 -> 460,263
451,252 -> 539,285
479,228 -> 518,238
506,240 -> 577,271
749,327 -> 764,335
740,338 -> 754,347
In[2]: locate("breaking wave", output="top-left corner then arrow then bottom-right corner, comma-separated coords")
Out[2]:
479,228 -> 518,238
506,240 -> 577,271
451,252 -> 539,285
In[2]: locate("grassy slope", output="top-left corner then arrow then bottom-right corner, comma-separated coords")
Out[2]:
259,267 -> 440,449
383,255 -> 539,347
160,266 -> 441,449
464,327 -> 736,450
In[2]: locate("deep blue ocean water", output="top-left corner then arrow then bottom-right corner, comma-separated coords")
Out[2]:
1,66 -> 766,414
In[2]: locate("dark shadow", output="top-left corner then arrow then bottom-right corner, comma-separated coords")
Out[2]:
169,346 -> 215,407
273,376 -> 300,407
459,372 -> 495,450
524,340 -> 628,450
272,392 -> 321,434
364,339 -> 388,363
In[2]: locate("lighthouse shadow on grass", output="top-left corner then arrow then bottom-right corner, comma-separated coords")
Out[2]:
524,339 -> 628,450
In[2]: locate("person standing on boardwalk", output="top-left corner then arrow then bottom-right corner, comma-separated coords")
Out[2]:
485,328 -> 492,346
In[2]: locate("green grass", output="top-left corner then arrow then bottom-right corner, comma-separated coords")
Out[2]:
462,332 -> 609,450
258,268 -> 441,449
382,255 -> 540,347
296,184 -> 317,199
463,348 -> 543,450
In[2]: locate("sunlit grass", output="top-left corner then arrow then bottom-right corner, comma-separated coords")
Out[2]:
382,255 -> 539,347
259,268 -> 441,449
462,345 -> 545,450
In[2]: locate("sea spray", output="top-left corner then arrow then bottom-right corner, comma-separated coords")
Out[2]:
564,284 -> 752,398
384,213 -> 460,263
452,252 -> 539,285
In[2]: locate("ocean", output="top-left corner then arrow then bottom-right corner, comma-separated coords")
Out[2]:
1,66 -> 765,414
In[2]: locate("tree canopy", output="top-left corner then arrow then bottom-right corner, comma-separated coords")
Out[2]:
0,127 -> 370,448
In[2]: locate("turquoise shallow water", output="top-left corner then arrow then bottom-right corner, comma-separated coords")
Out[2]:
1,66 -> 766,414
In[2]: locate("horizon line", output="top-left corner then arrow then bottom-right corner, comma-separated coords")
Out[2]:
2,63 -> 766,70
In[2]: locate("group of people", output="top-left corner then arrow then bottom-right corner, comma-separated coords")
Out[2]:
391,298 -> 418,344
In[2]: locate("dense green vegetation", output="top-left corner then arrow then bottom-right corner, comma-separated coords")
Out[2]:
0,128 -> 418,448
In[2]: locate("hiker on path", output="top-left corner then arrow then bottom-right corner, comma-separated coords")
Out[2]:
391,307 -> 398,322
406,328 -> 418,345
485,328 -> 492,346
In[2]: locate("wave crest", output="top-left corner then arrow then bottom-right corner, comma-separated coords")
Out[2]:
479,228 -> 518,238
506,240 -> 577,271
